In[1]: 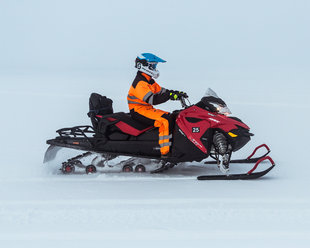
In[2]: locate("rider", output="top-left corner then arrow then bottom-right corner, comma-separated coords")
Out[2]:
127,53 -> 187,157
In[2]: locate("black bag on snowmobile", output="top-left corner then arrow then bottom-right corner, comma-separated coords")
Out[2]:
87,93 -> 113,130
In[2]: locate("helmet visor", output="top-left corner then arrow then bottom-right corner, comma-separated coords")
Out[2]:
148,62 -> 158,70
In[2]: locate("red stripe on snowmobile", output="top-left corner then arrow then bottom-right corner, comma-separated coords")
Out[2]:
114,122 -> 152,136
106,117 -> 152,136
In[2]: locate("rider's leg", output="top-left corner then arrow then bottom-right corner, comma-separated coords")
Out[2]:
130,108 -> 172,156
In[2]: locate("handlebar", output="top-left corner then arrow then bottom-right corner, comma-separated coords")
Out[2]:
180,96 -> 190,108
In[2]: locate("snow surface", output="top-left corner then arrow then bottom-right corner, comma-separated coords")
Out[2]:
1,1 -> 310,247
1,71 -> 309,248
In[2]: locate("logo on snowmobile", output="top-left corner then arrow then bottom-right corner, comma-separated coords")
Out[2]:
192,127 -> 200,133
191,138 -> 203,149
208,118 -> 220,123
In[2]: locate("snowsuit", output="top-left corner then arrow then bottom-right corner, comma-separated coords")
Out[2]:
128,72 -> 172,155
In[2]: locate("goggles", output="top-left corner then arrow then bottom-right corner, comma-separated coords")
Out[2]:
148,62 -> 158,70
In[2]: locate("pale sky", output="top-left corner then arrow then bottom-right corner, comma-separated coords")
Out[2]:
0,0 -> 309,76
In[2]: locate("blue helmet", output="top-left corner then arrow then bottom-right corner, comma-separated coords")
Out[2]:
135,53 -> 166,79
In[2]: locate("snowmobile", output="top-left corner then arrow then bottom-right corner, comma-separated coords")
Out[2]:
44,88 -> 275,180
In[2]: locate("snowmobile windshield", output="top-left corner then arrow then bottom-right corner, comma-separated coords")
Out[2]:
204,88 -> 232,115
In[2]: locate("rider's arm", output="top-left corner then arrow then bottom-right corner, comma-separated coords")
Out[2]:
134,81 -> 170,105
149,89 -> 170,105
145,83 -> 170,105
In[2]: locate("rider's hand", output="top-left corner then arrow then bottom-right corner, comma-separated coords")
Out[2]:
169,91 -> 180,100
179,91 -> 188,98
169,90 -> 188,100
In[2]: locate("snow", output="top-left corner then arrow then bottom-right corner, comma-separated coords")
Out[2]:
1,0 -> 310,247
1,72 -> 309,248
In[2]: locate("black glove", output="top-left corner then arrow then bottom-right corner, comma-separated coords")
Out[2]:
169,90 -> 188,101
179,91 -> 188,98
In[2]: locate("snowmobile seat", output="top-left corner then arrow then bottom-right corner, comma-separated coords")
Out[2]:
96,112 -> 154,137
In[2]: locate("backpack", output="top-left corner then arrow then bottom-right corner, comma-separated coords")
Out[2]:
88,93 -> 113,130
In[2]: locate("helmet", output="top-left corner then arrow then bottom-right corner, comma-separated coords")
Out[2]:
135,53 -> 166,79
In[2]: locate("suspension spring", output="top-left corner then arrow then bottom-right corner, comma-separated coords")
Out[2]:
213,132 -> 228,155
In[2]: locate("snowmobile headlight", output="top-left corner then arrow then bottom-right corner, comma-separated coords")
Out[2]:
212,103 -> 231,116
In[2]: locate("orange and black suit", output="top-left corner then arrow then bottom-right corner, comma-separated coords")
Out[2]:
128,71 -> 172,155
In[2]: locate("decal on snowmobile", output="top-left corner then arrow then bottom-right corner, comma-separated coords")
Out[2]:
192,127 -> 200,133
208,118 -> 220,123
191,138 -> 203,150
178,128 -> 186,137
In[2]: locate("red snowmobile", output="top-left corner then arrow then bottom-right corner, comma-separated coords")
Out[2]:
44,89 -> 275,180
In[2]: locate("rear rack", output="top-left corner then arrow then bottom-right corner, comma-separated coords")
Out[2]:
56,125 -> 95,138
55,126 -> 97,147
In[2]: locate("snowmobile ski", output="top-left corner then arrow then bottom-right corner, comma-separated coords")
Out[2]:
197,156 -> 275,180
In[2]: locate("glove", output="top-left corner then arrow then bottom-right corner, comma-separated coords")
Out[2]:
169,91 -> 180,101
178,91 -> 188,98
169,90 -> 188,101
